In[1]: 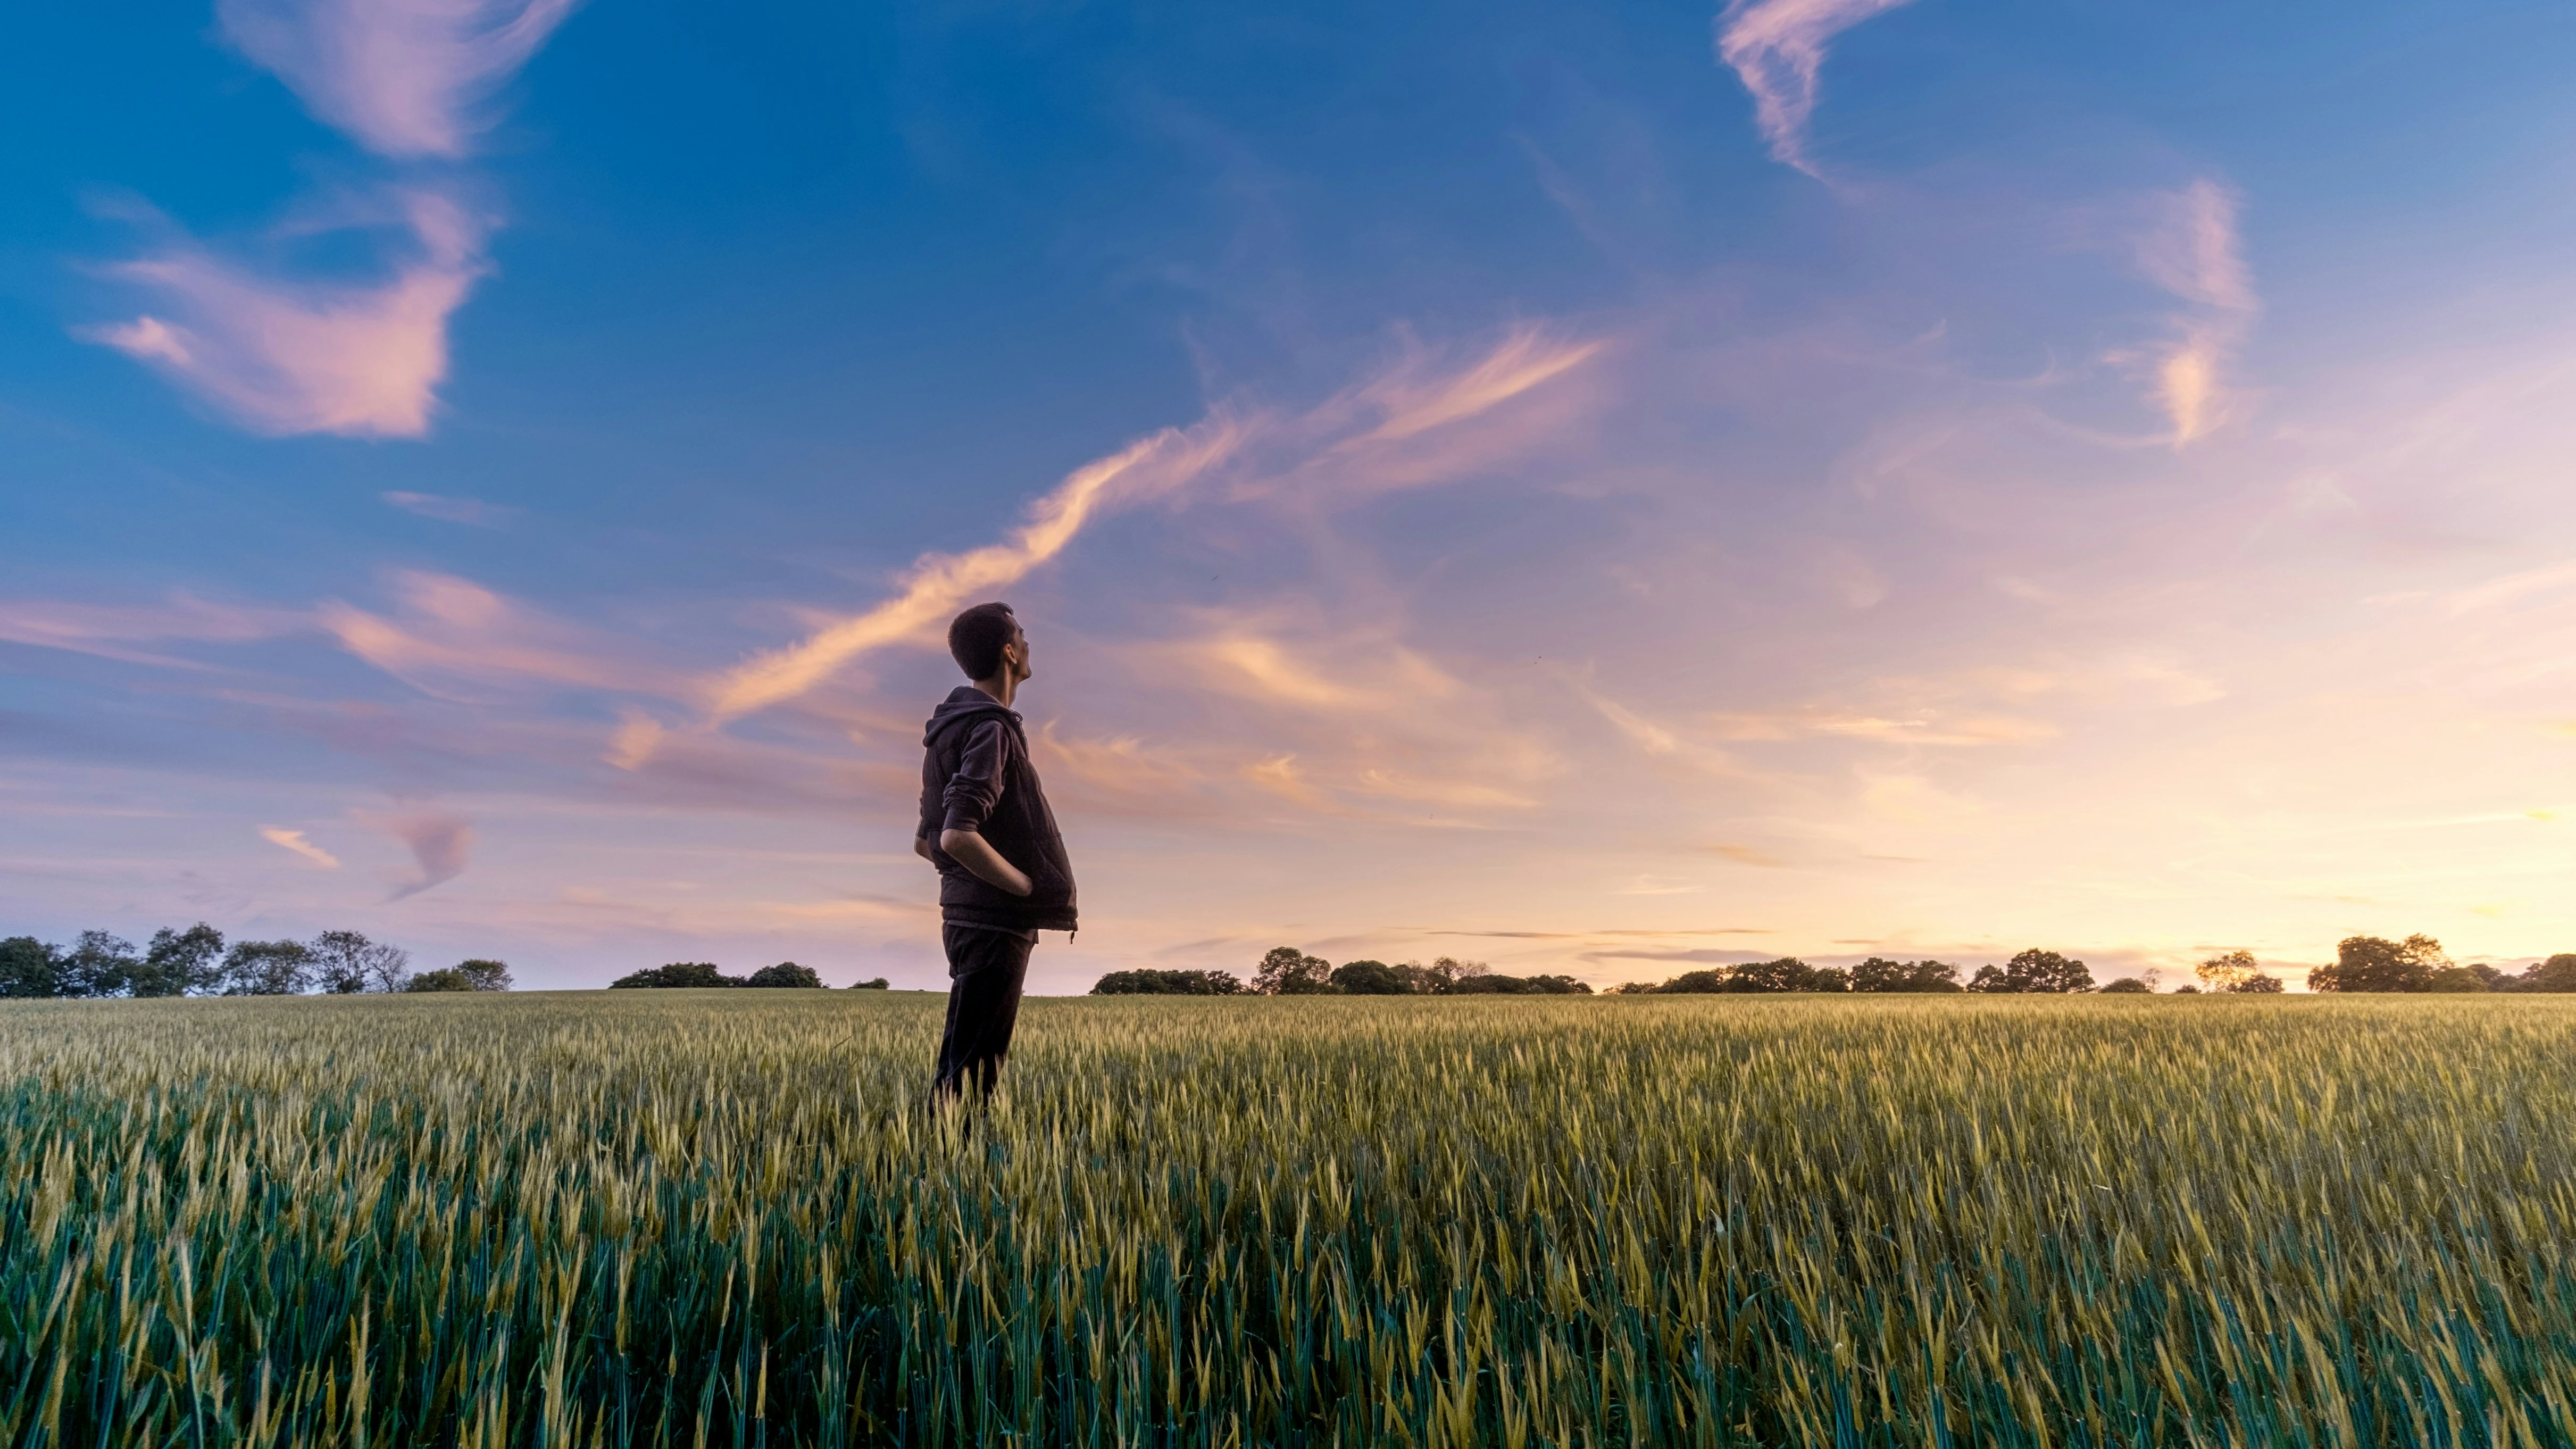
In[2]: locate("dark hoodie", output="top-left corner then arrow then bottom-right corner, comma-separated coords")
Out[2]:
919,685 -> 1078,933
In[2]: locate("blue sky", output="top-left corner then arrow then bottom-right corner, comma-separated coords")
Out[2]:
8,0 -> 2576,990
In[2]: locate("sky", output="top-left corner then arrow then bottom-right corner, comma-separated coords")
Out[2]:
6,0 -> 2576,992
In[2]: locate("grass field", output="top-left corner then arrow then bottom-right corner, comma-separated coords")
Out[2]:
4,991 -> 2574,1447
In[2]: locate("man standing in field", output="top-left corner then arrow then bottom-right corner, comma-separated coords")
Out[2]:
915,602 -> 1078,1100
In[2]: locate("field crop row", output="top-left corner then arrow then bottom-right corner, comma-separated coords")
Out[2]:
3,992 -> 2572,1446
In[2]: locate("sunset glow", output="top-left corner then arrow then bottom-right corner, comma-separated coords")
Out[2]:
7,0 -> 2575,989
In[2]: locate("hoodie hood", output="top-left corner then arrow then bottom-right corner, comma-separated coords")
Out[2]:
924,684 -> 1019,748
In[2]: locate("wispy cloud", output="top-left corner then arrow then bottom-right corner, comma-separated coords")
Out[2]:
2130,180 -> 2257,444
695,325 -> 1607,732
1715,0 -> 1918,174
701,419 -> 1254,727
384,490 -> 515,525
362,809 -> 474,898
82,190 -> 488,439
321,569 -> 664,697
0,594 -> 306,668
219,0 -> 581,159
259,826 -> 343,868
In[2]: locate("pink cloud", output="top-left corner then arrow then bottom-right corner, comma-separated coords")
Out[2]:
0,593 -> 307,668
82,190 -> 488,439
1716,0 -> 1919,174
361,809 -> 474,898
219,0 -> 582,159
320,569 -> 669,697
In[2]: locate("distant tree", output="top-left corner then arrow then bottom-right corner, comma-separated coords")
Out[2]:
221,939 -> 313,995
2098,977 -> 2154,994
1445,972 -> 1593,995
2425,966 -> 2490,993
2518,954 -> 2576,993
1850,957 -> 1964,993
1968,949 -> 2094,994
1328,960 -> 1414,995
1654,969 -> 1733,994
610,962 -> 736,988
0,936 -> 68,998
1090,969 -> 1247,996
849,977 -> 891,990
2225,972 -> 2285,994
1253,947 -> 1335,995
412,959 -> 513,993
1420,956 -> 1489,992
745,962 -> 825,988
1720,957 -> 1846,993
307,930 -> 410,994
2309,935 -> 2446,993
131,923 -> 227,997
2172,984 -> 2202,994
2195,950 -> 2260,993
61,931 -> 141,997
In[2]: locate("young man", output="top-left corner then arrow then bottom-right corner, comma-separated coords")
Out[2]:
916,602 -> 1077,1100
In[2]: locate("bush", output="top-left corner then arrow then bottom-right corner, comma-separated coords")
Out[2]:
2226,973 -> 2286,994
407,969 -> 476,993
611,962 -> 737,989
850,977 -> 891,990
745,962 -> 824,988
2098,978 -> 2154,994
1090,969 -> 1247,996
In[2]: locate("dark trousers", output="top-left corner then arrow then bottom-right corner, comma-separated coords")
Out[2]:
933,924 -> 1033,1100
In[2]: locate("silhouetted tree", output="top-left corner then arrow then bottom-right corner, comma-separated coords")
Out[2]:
849,977 -> 891,990
2098,977 -> 2153,994
221,939 -> 313,995
2425,965 -> 2489,993
132,923 -> 226,997
307,930 -> 410,994
0,937 -> 68,998
2514,954 -> 2576,992
1090,969 -> 1247,995
1444,972 -> 1593,995
610,962 -> 737,988
2226,972 -> 2285,994
1253,947 -> 1335,995
412,959 -> 515,993
1968,949 -> 2094,994
745,962 -> 824,988
63,931 -> 140,997
1650,970 -> 1732,994
2310,935 -> 2445,993
1850,957 -> 1964,993
1328,960 -> 1414,995
1721,957 -> 1847,993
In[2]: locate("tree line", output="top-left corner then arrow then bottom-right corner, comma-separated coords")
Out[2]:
1091,936 -> 2576,999
608,961 -> 890,989
0,924 -> 510,997
1094,951 -> 1592,996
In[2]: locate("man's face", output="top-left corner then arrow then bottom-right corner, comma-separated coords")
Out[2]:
1007,624 -> 1032,682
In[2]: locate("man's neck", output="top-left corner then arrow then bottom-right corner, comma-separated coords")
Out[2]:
972,676 -> 1017,709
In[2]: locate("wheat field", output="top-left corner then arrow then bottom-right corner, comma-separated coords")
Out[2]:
3,990 -> 2572,1447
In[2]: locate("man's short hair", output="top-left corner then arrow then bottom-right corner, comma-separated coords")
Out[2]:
948,603 -> 1019,680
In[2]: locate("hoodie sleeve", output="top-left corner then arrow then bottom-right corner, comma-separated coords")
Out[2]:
940,719 -> 1015,834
